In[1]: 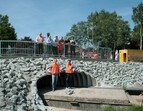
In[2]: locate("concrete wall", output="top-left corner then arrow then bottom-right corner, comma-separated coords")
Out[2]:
0,57 -> 143,111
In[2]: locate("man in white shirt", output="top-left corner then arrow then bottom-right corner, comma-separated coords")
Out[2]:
46,33 -> 53,56
52,36 -> 59,56
70,37 -> 76,57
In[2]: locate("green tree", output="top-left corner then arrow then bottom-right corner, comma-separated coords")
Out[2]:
67,10 -> 130,51
132,2 -> 143,50
0,14 -> 17,40
88,10 -> 131,50
21,36 -> 33,41
66,21 -> 89,48
130,25 -> 142,49
116,20 -> 131,49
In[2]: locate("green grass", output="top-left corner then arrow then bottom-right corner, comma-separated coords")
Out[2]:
101,105 -> 143,111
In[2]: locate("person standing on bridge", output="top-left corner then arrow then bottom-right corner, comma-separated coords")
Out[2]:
61,59 -> 77,88
36,33 -> 45,54
47,59 -> 60,91
64,37 -> 70,57
70,37 -> 76,57
46,33 -> 53,56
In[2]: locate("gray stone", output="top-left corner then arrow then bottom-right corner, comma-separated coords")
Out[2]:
10,95 -> 18,103
6,92 -> 13,98
0,101 -> 6,108
11,87 -> 18,95
65,88 -> 74,95
3,78 -> 9,83
0,92 -> 4,96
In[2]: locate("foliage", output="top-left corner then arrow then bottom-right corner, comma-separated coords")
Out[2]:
21,36 -> 33,41
132,2 -> 143,50
132,2 -> 143,25
88,10 -> 130,50
67,10 -> 130,51
0,14 -> 17,40
101,106 -> 116,111
66,21 -> 89,48
130,25 -> 142,49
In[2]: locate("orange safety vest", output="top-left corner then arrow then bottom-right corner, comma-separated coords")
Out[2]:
36,36 -> 41,44
36,36 -> 45,44
51,63 -> 59,74
66,64 -> 73,74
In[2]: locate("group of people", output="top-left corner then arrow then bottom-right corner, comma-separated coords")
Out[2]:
45,58 -> 77,92
36,33 -> 76,57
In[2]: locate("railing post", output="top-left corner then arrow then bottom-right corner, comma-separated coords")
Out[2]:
88,48 -> 90,59
0,41 -> 1,57
63,44 -> 65,58
34,42 -> 36,57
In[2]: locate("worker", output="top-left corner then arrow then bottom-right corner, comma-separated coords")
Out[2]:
61,59 -> 77,88
36,33 -> 45,54
47,59 -> 60,91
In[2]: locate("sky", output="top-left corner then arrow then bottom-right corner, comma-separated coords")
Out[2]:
0,0 -> 142,40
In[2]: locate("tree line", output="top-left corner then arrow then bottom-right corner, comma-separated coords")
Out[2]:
0,2 -> 143,51
66,2 -> 143,51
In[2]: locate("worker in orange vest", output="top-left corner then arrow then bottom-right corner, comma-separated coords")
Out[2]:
47,59 -> 60,91
61,59 -> 77,88
36,33 -> 45,54
36,33 -> 45,44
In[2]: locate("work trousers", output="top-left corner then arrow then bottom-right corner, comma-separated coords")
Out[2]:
70,45 -> 75,57
47,44 -> 53,55
64,45 -> 69,57
66,74 -> 73,88
36,43 -> 43,54
52,74 -> 58,90
52,46 -> 58,56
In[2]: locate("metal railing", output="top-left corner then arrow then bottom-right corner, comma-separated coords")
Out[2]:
0,40 -> 113,60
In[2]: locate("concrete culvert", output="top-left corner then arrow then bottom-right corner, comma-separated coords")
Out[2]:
36,71 -> 96,107
36,71 -> 132,111
36,71 -> 95,92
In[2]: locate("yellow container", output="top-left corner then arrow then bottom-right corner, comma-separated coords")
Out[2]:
119,49 -> 143,62
119,53 -> 124,62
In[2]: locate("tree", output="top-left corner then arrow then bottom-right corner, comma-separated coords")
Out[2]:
0,14 -> 17,40
66,21 -> 89,48
88,10 -> 131,50
116,20 -> 131,49
132,2 -> 143,50
130,25 -> 142,49
21,36 -> 33,41
67,10 -> 131,51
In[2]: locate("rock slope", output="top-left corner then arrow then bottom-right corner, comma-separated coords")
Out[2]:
0,57 -> 143,110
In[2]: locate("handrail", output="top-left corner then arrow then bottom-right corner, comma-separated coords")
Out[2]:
0,40 -> 113,60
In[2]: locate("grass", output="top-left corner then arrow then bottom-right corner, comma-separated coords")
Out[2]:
101,105 -> 143,111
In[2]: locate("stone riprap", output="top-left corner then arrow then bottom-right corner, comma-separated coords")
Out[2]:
0,57 -> 143,111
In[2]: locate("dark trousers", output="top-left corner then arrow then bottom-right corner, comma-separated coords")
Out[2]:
47,45 -> 52,55
65,45 -> 69,57
52,46 -> 58,56
66,74 -> 73,88
70,45 -> 75,57
36,43 -> 43,54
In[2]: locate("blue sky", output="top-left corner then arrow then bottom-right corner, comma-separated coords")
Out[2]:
0,0 -> 142,40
